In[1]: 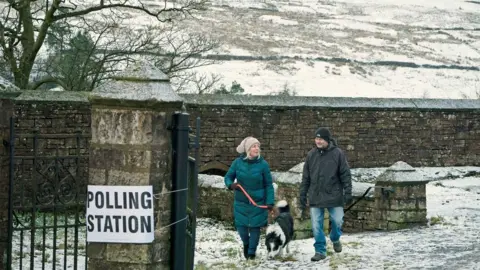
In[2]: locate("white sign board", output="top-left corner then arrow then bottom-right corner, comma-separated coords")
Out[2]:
86,185 -> 154,243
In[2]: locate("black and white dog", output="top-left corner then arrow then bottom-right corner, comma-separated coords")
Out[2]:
265,200 -> 294,259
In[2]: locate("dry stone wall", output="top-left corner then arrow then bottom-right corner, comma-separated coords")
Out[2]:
196,161 -> 430,237
181,94 -> 480,171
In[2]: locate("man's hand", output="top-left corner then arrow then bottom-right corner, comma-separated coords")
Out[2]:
299,197 -> 307,211
229,183 -> 239,190
344,194 -> 353,205
300,209 -> 308,221
267,205 -> 274,211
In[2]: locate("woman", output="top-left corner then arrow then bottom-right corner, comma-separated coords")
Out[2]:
224,136 -> 275,260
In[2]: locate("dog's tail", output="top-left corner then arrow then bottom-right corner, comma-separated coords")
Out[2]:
276,200 -> 290,213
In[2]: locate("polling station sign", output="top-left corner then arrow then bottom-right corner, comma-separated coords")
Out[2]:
86,185 -> 154,243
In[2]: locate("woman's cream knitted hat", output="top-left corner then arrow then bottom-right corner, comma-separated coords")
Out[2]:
236,136 -> 260,154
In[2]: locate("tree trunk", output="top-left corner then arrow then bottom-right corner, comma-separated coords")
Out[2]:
13,69 -> 31,90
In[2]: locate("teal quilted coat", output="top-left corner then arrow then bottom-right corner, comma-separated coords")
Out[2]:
224,154 -> 275,228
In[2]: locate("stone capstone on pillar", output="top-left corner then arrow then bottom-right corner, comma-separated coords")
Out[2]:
92,61 -> 183,108
87,61 -> 183,270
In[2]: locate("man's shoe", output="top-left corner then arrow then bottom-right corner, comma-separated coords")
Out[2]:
247,254 -> 256,260
333,241 -> 342,253
311,252 -> 326,261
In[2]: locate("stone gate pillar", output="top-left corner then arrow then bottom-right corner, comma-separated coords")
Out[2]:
374,161 -> 429,230
0,99 -> 14,270
86,62 -> 184,269
0,85 -> 20,270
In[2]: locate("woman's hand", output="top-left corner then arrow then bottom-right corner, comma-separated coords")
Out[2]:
267,205 -> 276,222
229,183 -> 239,190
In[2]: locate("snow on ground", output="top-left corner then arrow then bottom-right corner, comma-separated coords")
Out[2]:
259,15 -> 299,26
195,166 -> 480,269
7,166 -> 480,269
10,214 -> 86,270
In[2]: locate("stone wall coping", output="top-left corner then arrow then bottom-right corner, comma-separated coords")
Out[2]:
0,90 -> 21,99
198,172 -> 375,197
2,89 -> 184,108
3,91 -> 480,111
375,180 -> 430,186
180,94 -> 480,110
13,90 -> 90,103
0,87 -> 21,99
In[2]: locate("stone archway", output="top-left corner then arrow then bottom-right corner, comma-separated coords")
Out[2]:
199,161 -> 230,176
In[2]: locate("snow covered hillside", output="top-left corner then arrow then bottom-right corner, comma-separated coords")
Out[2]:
2,0 -> 479,98
181,0 -> 480,99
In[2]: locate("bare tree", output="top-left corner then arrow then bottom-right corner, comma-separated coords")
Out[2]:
173,71 -> 223,94
0,0 -> 220,91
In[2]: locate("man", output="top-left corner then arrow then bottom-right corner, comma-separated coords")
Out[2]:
299,127 -> 353,261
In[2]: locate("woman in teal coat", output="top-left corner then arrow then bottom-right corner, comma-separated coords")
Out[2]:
224,136 -> 275,260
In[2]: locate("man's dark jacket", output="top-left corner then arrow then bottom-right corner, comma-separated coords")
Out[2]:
299,139 -> 352,209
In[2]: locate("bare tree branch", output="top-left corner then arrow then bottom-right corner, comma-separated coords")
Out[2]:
32,0 -> 61,60
0,0 -> 218,92
52,0 -> 208,22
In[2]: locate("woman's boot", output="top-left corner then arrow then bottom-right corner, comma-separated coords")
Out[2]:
243,244 -> 249,259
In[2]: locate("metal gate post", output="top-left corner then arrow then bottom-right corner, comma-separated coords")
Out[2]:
171,112 -> 189,270
186,117 -> 200,270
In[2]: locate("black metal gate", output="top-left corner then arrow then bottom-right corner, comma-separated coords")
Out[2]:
170,112 -> 200,270
5,117 -> 88,270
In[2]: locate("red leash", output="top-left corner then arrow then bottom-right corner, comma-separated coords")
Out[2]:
234,184 -> 269,209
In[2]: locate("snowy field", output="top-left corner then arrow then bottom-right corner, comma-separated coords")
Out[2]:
194,166 -> 480,270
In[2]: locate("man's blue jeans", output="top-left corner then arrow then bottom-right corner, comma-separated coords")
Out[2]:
310,206 -> 344,255
236,226 -> 261,255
